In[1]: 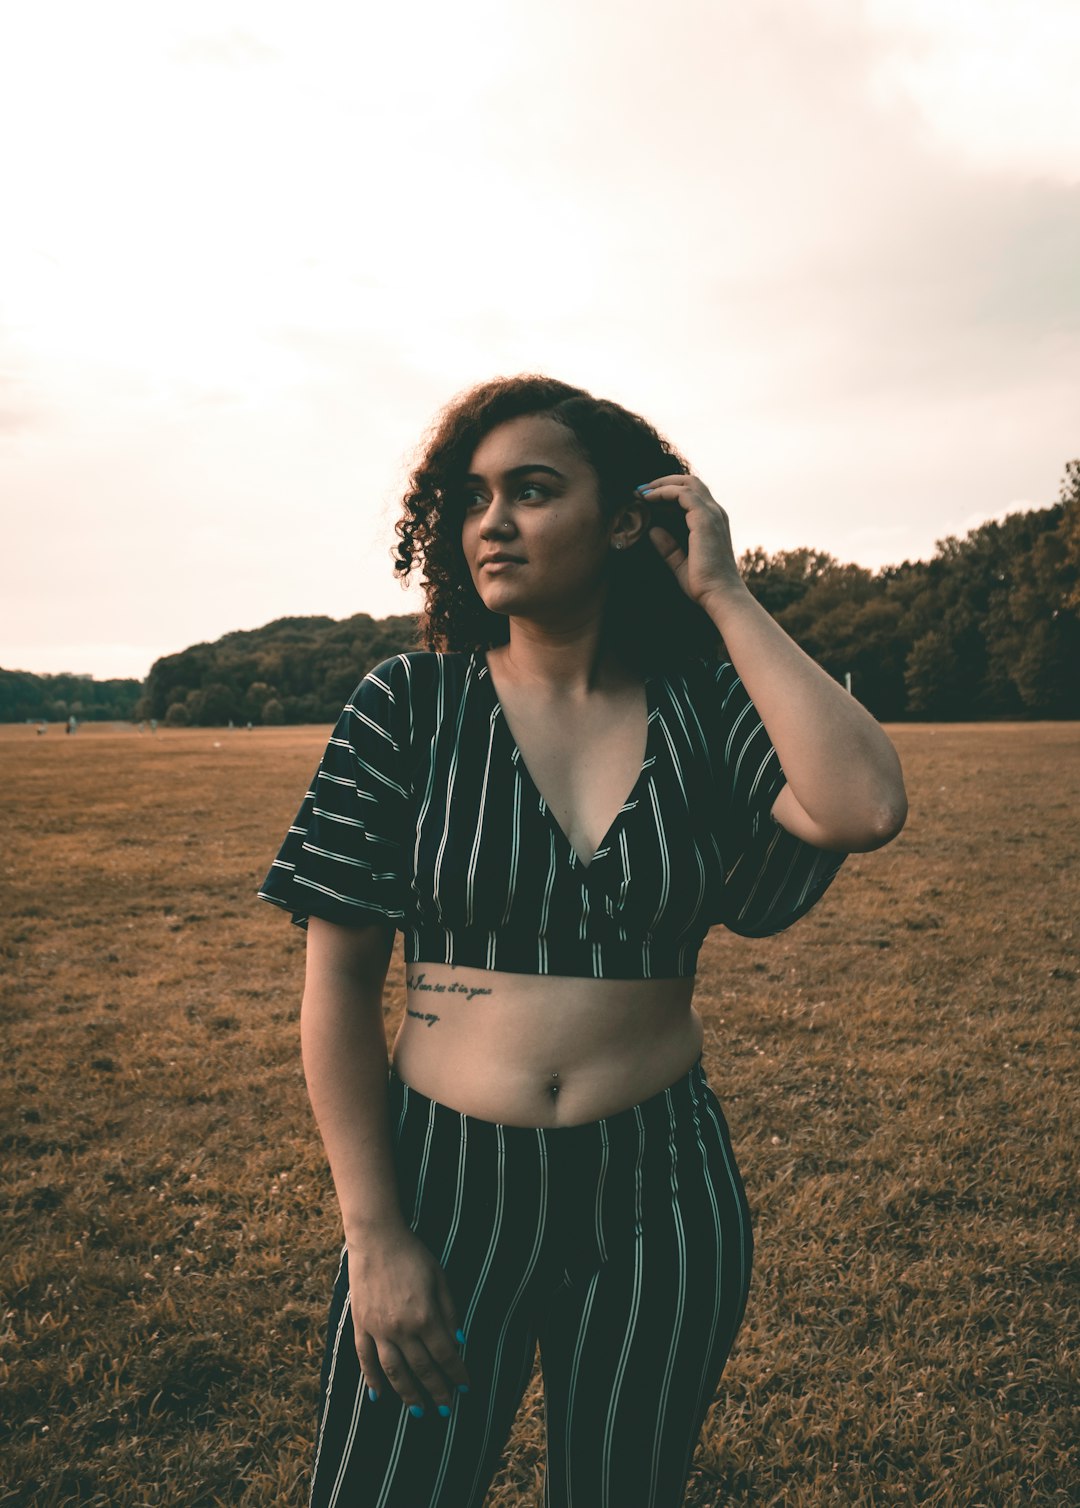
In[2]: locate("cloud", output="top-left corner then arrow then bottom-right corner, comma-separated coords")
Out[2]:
168,30 -> 278,67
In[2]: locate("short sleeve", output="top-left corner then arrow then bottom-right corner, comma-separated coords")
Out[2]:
257,655 -> 412,932
703,657 -> 848,938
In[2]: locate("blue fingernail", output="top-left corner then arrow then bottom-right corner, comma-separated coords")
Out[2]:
636,485 -> 652,493
438,1404 -> 452,1417
455,1329 -> 466,1344
409,1404 -> 424,1418
367,1386 -> 378,1402
457,1384 -> 470,1394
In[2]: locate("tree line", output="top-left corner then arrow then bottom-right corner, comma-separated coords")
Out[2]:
4,463 -> 1077,725
0,670 -> 144,724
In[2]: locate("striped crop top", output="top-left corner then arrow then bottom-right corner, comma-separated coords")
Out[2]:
257,648 -> 848,979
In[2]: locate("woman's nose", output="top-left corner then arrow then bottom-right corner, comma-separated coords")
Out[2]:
479,503 -> 515,537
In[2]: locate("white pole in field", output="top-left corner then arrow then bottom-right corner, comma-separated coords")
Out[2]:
844,672 -> 852,694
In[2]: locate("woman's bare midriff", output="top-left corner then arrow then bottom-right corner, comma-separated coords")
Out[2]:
391,961 -> 703,1127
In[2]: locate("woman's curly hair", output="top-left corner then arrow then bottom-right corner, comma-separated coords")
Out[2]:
392,374 -> 723,674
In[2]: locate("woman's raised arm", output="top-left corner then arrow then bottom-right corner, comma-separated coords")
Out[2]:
642,471 -> 908,851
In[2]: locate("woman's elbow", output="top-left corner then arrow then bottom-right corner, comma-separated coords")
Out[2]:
850,790 -> 905,850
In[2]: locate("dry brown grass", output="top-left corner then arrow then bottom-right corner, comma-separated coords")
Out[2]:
1,719 -> 1077,1507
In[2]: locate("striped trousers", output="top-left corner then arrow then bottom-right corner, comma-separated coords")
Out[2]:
309,1055 -> 753,1508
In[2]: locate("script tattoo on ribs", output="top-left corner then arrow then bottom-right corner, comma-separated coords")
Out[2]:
406,971 -> 494,1003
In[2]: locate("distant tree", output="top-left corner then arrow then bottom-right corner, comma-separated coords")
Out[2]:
739,546 -> 840,618
198,682 -> 235,725
164,702 -> 190,727
904,629 -> 968,718
243,681 -> 272,722
1054,460 -> 1080,615
262,697 -> 285,725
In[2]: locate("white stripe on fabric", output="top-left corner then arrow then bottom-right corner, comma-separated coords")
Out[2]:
730,824 -> 786,921
645,780 -> 670,933
501,770 -> 522,926
657,714 -> 689,808
616,827 -> 631,911
659,675 -> 694,757
373,1085 -> 442,1508
347,709 -> 398,746
310,804 -> 365,830
411,657 -> 444,891
409,1097 -> 438,1229
696,1085 -> 748,1423
364,669 -> 395,698
537,829 -> 557,974
300,842 -> 374,869
431,661 -> 473,930
698,1091 -> 749,1348
673,1068 -> 726,1491
746,745 -> 779,814
325,1305 -> 373,1508
396,1079 -> 410,1143
464,707 -> 499,925
563,1268 -> 602,1508
600,1107 -> 647,1507
428,1112 -> 471,1507
308,1242 -> 350,1508
293,875 -> 400,914
595,1121 -> 610,1263
318,770 -> 363,789
462,1123 -> 506,1341
370,1410 -> 410,1508
719,680 -> 755,762
464,1128 -> 548,1508
679,670 -> 714,770
353,756 -> 408,797
440,1111 -> 469,1264
647,1091 -> 689,1504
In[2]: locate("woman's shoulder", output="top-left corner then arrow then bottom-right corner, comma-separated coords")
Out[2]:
369,649 -> 475,689
352,650 -> 475,717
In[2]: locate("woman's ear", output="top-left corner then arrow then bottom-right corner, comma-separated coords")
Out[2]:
610,497 -> 651,549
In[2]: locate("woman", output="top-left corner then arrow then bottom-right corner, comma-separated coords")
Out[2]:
259,375 -> 907,1508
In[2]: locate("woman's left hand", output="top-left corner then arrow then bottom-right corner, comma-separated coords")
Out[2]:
637,475 -> 744,611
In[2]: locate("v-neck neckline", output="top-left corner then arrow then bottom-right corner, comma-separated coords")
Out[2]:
474,647 -> 659,874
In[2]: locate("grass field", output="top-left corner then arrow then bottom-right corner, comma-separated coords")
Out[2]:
1,719 -> 1077,1507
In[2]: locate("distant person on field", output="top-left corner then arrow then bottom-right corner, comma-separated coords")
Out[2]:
258,374 -> 908,1507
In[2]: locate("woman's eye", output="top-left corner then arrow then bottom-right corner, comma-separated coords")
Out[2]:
463,483 -> 547,507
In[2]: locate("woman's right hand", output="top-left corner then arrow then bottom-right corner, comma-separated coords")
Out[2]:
347,1224 -> 471,1414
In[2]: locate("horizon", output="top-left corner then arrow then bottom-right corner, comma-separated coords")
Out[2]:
2,488 -> 1068,685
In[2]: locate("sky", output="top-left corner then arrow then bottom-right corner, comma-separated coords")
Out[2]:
2,0 -> 1078,681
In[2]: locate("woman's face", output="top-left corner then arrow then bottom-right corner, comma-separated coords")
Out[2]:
460,413 -> 622,627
